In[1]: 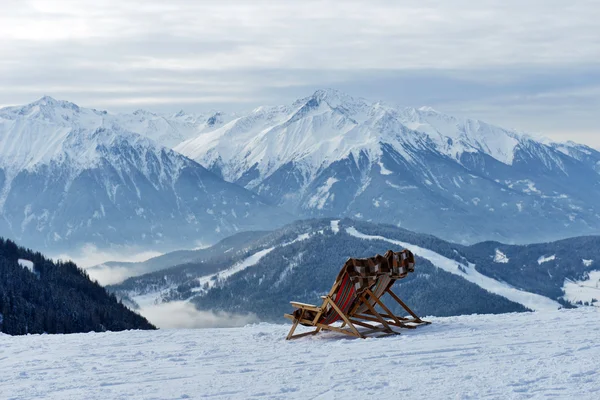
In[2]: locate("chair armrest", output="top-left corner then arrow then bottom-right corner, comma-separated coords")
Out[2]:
290,301 -> 321,311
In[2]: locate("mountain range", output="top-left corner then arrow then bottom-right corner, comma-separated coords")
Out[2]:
0,97 -> 290,253
174,89 -> 600,244
2,89 -> 600,255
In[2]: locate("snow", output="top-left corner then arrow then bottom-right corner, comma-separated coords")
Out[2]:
330,219 -> 340,234
307,177 -> 338,209
173,89 -> 531,192
199,247 -> 277,290
346,227 -> 560,311
583,259 -> 594,267
0,96 -> 229,175
0,96 -> 198,213
563,271 -> 600,306
377,160 -> 393,175
399,106 -> 521,165
385,181 -> 417,191
538,254 -> 556,265
493,249 -> 509,263
17,259 -> 34,273
193,232 -> 312,293
1,308 -> 598,399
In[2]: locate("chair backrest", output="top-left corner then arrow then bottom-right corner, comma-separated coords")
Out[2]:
317,249 -> 416,325
319,269 -> 358,325
354,274 -> 393,315
350,249 -> 415,315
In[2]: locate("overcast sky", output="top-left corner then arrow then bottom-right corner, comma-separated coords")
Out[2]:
1,0 -> 599,147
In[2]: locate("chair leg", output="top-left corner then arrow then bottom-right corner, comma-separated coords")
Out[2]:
286,318 -> 301,340
288,328 -> 321,340
365,288 -> 405,327
327,299 -> 363,338
387,288 -> 431,325
360,294 -> 394,333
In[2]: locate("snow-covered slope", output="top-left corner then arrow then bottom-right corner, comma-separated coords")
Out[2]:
115,108 -> 233,149
345,226 -> 561,311
0,97 -> 289,252
563,270 -> 600,307
0,97 -> 226,168
175,89 -> 528,183
1,308 -> 599,399
175,89 -> 600,244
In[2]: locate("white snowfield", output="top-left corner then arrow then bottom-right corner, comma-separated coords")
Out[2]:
346,227 -> 561,311
17,259 -> 34,273
563,270 -> 600,306
537,254 -> 556,265
1,308 -> 598,399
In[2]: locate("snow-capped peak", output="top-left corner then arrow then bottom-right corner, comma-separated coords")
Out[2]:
175,89 -> 535,187
30,95 -> 79,109
398,106 -> 522,165
293,88 -> 371,119
35,95 -> 59,106
132,109 -> 158,117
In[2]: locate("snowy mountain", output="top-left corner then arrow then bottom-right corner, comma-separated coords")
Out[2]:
0,97 -> 290,253
2,308 -> 599,399
3,92 -> 599,253
175,89 -> 600,244
109,219 -> 600,324
115,108 -> 234,149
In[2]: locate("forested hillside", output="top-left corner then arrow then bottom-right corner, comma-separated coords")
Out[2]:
0,238 -> 156,335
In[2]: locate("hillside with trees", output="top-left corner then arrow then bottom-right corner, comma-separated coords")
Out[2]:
0,238 -> 155,335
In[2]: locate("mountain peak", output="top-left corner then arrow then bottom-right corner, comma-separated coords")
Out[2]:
312,88 -> 345,100
310,88 -> 368,106
418,106 -> 438,113
26,96 -> 81,113
133,109 -> 157,117
36,95 -> 59,105
291,89 -> 371,118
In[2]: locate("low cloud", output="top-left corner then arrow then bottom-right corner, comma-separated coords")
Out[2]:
52,243 -> 162,285
139,301 -> 259,329
84,265 -> 143,286
53,243 -> 161,268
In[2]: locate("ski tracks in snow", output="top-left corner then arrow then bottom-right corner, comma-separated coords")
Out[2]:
0,309 -> 599,399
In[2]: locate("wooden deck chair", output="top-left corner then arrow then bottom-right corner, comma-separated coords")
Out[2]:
284,267 -> 393,340
284,250 -> 429,340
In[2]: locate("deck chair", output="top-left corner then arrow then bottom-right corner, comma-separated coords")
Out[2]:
284,250 -> 429,340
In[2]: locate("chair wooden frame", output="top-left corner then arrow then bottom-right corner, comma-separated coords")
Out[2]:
350,286 -> 431,331
284,274 -> 430,340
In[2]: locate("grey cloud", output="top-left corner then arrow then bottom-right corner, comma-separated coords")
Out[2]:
1,1 -> 599,147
